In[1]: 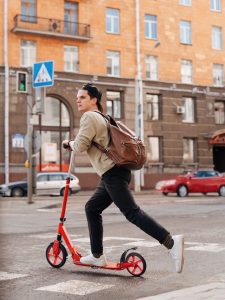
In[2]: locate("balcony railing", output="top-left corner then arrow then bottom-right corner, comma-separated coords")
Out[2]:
12,14 -> 91,41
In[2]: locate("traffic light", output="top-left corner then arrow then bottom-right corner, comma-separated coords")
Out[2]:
16,71 -> 28,93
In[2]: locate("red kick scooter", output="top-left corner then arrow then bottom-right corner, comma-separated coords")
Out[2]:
46,151 -> 147,277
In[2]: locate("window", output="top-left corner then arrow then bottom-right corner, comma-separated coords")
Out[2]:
106,51 -> 120,76
33,97 -> 71,172
183,138 -> 195,163
21,0 -> 36,22
181,59 -> 192,84
49,174 -> 63,181
214,101 -> 225,124
64,45 -> 79,72
146,55 -> 158,80
106,8 -> 120,34
179,0 -> 192,5
20,40 -> 36,67
145,15 -> 157,39
37,174 -> 48,182
64,2 -> 78,34
148,136 -> 161,162
180,21 -> 192,44
182,97 -> 195,123
146,94 -> 160,120
213,64 -> 224,86
210,0 -> 221,11
106,91 -> 122,118
212,26 -> 222,50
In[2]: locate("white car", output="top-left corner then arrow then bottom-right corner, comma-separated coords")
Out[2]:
0,172 -> 80,197
36,172 -> 80,196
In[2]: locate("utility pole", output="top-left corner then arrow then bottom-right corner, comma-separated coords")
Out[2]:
27,68 -> 34,204
4,0 -> 9,184
134,0 -> 144,192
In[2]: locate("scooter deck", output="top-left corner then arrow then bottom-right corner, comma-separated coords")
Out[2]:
73,261 -> 124,270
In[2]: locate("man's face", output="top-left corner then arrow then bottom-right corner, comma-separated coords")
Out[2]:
76,89 -> 97,112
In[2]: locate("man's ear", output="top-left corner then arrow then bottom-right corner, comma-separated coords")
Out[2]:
91,97 -> 97,104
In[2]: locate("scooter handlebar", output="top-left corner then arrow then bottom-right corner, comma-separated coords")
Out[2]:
62,140 -> 72,150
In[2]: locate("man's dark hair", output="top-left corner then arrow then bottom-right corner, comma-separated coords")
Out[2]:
81,83 -> 103,112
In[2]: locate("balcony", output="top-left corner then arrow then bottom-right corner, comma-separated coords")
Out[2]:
12,15 -> 91,41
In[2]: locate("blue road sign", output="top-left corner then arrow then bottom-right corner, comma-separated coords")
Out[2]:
33,61 -> 54,88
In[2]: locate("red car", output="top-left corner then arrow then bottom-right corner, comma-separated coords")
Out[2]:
155,170 -> 225,197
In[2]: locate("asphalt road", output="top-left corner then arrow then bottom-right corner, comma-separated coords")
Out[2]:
0,191 -> 225,300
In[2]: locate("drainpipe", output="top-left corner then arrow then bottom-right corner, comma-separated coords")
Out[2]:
4,0 -> 9,184
134,0 -> 144,191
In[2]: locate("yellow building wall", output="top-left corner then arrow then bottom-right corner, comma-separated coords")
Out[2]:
2,0 -> 225,86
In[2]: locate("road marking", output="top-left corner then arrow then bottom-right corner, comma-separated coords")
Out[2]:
27,233 -> 82,239
185,242 -> 225,253
27,233 -> 225,253
36,279 -> 114,296
124,241 -> 159,248
0,271 -> 28,281
137,282 -> 225,300
71,236 -> 144,243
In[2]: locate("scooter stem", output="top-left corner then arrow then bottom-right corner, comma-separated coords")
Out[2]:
60,150 -> 75,221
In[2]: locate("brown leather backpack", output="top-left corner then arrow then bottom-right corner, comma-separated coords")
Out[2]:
92,112 -> 146,170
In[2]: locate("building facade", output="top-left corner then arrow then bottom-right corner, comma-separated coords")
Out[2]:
1,0 -> 225,189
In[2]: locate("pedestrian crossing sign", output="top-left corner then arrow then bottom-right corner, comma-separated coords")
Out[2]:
33,61 -> 54,88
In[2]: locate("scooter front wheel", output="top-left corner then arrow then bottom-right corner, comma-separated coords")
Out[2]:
46,242 -> 67,268
126,252 -> 146,277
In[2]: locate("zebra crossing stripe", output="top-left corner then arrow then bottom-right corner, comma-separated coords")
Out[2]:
36,279 -> 114,296
0,271 -> 28,281
137,282 -> 225,300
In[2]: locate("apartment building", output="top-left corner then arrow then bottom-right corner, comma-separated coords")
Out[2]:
0,0 -> 225,189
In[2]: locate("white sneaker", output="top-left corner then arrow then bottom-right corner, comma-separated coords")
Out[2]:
80,254 -> 107,267
169,235 -> 184,273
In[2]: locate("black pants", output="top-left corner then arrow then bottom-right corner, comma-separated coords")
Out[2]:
85,165 -> 170,255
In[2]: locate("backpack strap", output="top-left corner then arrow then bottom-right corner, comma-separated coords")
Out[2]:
91,111 -> 110,154
94,111 -> 118,127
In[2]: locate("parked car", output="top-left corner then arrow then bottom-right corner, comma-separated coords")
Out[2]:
0,172 -> 80,197
155,170 -> 225,197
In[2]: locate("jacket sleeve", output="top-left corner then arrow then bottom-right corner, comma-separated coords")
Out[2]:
71,112 -> 96,153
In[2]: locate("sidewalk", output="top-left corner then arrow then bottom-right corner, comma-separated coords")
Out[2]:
138,283 -> 225,300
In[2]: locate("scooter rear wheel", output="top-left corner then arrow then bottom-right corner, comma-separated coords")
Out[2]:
46,242 -> 67,268
126,252 -> 146,277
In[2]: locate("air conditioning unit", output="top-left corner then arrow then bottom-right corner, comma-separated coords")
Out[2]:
176,106 -> 185,114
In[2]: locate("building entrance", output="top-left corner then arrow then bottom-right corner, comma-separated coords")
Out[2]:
213,146 -> 225,173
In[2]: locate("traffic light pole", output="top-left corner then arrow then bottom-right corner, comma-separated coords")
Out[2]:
27,68 -> 34,204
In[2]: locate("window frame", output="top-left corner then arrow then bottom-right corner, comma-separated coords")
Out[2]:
106,7 -> 120,34
180,20 -> 192,45
213,64 -> 224,87
20,40 -> 36,67
146,94 -> 160,121
181,59 -> 192,84
106,90 -> 123,119
214,101 -> 225,124
210,0 -> 221,12
145,14 -> 157,40
147,136 -> 162,163
182,97 -> 195,123
179,0 -> 192,6
212,26 -> 222,50
145,55 -> 158,80
106,50 -> 120,77
21,0 -> 37,22
183,138 -> 197,163
64,45 -> 79,72
64,2 -> 78,34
